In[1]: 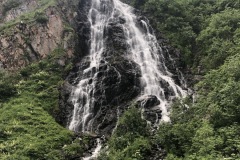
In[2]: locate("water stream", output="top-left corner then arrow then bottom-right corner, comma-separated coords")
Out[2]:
68,0 -> 187,157
68,0 -> 114,132
114,1 -> 187,121
68,0 -> 187,158
82,138 -> 102,160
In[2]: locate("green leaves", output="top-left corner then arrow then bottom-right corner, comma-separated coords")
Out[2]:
0,70 -> 18,102
190,121 -> 222,156
101,107 -> 151,160
196,9 -> 240,70
157,54 -> 240,159
137,0 -> 240,71
0,48 -> 79,159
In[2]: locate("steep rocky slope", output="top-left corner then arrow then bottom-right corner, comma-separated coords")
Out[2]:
0,0 -> 77,70
58,0 -> 187,136
0,0 -> 86,159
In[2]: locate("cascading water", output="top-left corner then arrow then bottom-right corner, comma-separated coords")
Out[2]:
68,0 -> 187,133
68,0 -> 114,132
114,1 -> 187,121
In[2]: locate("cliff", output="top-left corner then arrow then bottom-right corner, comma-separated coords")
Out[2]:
0,0 -> 78,70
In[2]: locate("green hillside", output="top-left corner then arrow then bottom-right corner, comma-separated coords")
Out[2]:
107,0 -> 240,159
1,0 -> 240,159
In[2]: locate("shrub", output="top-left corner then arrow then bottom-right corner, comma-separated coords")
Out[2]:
34,12 -> 48,24
0,70 -> 18,102
100,107 -> 152,160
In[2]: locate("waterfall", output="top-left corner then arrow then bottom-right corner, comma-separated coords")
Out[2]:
68,0 -> 115,132
82,138 -> 102,160
114,1 -> 186,121
68,0 -> 186,132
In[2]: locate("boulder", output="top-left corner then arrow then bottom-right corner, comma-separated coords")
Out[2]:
137,95 -> 160,109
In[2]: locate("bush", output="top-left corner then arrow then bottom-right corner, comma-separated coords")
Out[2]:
100,107 -> 152,160
0,70 -> 18,102
34,12 -> 48,24
0,47 -> 78,159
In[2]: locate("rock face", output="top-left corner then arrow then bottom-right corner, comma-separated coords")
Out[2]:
137,95 -> 160,109
59,0 -> 187,137
137,95 -> 162,125
58,0 -> 142,136
0,0 -> 38,23
0,0 -> 78,70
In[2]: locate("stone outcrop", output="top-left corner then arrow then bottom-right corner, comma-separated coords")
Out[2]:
58,0 -> 188,138
0,0 -> 78,70
58,0 -> 142,136
0,0 -> 38,23
136,95 -> 162,125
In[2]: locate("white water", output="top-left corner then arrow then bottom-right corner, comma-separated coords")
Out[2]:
68,0 -> 114,132
69,0 -> 187,131
82,138 -> 102,160
113,0 -> 187,121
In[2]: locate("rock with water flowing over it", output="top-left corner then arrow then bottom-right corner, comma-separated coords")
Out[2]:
58,0 -> 145,135
137,95 -> 160,109
59,0 -> 186,138
136,95 -> 162,124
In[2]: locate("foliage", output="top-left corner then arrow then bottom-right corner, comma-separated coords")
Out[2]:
99,107 -> 152,160
118,1 -> 240,158
156,54 -> 240,159
34,12 -> 48,24
1,0 -> 240,159
127,0 -> 240,72
118,2 -> 240,159
89,1 -> 240,159
197,9 -> 240,70
0,70 -> 18,102
0,48 -> 80,159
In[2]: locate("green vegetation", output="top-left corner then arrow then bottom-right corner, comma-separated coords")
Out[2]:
0,48 -> 80,159
0,0 -> 56,34
1,0 -> 240,159
34,11 -> 49,24
156,54 -> 240,159
108,0 -> 240,159
0,70 -> 18,102
99,107 -> 152,160
127,0 -> 240,72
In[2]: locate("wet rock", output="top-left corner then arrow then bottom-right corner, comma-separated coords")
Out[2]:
136,95 -> 162,124
143,108 -> 162,125
0,4 -> 77,70
105,23 -> 128,53
137,95 -> 160,109
59,0 -> 187,141
59,2 -> 142,135
119,17 -> 126,24
57,82 -> 74,127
